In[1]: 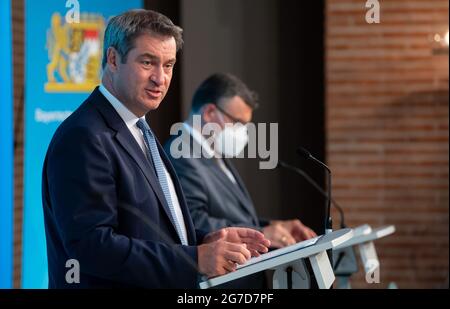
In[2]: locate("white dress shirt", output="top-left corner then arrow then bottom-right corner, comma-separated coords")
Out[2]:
183,122 -> 237,185
99,84 -> 188,244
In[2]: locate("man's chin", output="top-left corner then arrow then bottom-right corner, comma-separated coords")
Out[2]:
140,98 -> 163,111
150,100 -> 163,110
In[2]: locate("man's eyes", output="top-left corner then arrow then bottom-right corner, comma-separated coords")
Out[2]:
141,61 -> 174,69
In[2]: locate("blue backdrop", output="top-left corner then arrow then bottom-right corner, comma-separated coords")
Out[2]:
23,0 -> 142,288
0,0 -> 14,289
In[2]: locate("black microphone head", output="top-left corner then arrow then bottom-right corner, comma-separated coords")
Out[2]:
276,160 -> 286,169
296,147 -> 311,159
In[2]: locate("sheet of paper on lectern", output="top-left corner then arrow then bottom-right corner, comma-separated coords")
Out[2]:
237,235 -> 322,270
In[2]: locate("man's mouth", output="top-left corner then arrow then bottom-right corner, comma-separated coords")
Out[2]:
145,89 -> 163,99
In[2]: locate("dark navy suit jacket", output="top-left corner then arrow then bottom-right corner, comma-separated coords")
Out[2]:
164,129 -> 268,232
42,87 -> 205,288
164,129 -> 268,288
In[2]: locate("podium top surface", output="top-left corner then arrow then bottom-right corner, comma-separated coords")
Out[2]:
199,228 -> 353,289
335,225 -> 395,250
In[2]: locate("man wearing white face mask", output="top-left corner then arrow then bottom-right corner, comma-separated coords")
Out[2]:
164,73 -> 316,258
212,104 -> 249,158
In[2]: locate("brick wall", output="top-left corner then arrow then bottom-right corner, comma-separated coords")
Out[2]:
326,0 -> 449,288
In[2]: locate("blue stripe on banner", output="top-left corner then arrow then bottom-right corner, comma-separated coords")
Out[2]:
0,0 -> 14,289
23,0 -> 143,288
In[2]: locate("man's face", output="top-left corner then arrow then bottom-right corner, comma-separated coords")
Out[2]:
110,33 -> 177,117
206,96 -> 253,127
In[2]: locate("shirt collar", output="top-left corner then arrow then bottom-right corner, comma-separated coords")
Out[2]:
183,122 -> 215,157
99,83 -> 146,129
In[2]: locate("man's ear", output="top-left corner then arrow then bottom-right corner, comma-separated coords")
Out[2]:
202,104 -> 217,123
106,47 -> 120,72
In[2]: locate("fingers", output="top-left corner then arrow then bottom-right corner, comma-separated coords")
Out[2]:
292,228 -> 309,242
249,249 -> 261,257
281,234 -> 296,246
269,239 -> 286,249
263,223 -> 296,248
233,227 -> 266,241
223,260 -> 237,273
290,220 -> 306,238
289,220 -> 317,241
222,242 -> 251,262
220,243 -> 251,274
273,224 -> 294,246
203,228 -> 227,243
305,227 -> 317,238
273,233 -> 295,248
240,237 -> 271,249
197,241 -> 249,278
299,226 -> 317,240
246,242 -> 270,254
226,227 -> 271,254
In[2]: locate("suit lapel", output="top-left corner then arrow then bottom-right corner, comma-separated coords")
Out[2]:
91,88 -> 187,241
223,159 -> 254,205
186,132 -> 259,224
114,131 -> 168,208
212,159 -> 259,223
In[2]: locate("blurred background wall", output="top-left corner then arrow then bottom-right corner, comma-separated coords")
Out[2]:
7,0 -> 448,288
179,0 -> 327,231
326,0 -> 449,288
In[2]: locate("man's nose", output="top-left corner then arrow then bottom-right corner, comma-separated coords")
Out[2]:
150,66 -> 164,86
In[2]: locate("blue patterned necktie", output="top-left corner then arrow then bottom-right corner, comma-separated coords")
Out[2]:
136,119 -> 188,245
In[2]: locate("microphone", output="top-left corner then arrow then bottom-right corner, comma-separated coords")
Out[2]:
296,147 -> 331,175
277,160 -> 346,228
296,147 -> 333,234
278,159 -> 353,275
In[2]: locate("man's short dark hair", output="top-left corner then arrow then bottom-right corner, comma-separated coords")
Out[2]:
191,73 -> 259,112
102,9 -> 183,69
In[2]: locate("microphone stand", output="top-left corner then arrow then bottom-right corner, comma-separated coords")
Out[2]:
296,148 -> 333,234
277,160 -> 346,229
278,159 -> 357,286
295,147 -> 335,285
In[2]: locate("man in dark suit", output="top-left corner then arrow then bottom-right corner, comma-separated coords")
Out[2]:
164,73 -> 317,250
42,10 -> 270,288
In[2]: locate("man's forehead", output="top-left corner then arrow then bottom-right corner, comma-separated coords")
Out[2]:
131,34 -> 176,57
138,52 -> 177,62
133,33 -> 176,49
222,96 -> 248,108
